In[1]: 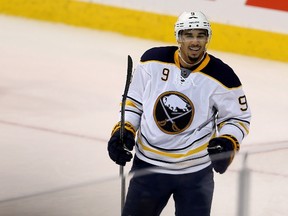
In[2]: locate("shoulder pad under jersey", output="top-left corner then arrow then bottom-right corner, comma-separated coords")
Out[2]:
141,46 -> 178,64
202,54 -> 242,88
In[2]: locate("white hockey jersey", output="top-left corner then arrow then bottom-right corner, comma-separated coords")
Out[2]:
122,46 -> 251,174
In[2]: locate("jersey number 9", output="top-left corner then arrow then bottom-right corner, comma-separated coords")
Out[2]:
239,95 -> 248,111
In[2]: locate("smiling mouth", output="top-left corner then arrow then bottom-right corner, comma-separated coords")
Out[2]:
189,46 -> 201,52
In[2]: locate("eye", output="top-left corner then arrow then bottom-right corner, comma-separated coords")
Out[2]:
197,34 -> 207,38
197,34 -> 206,39
184,34 -> 193,38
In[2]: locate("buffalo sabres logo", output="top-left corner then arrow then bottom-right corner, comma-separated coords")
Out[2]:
153,91 -> 194,134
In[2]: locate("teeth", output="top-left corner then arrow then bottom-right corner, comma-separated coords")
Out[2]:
189,47 -> 200,51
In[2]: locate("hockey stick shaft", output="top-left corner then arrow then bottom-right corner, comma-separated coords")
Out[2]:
120,55 -> 133,212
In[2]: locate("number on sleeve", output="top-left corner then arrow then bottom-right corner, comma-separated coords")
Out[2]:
238,95 -> 248,111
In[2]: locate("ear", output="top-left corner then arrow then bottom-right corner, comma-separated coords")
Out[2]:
177,39 -> 183,46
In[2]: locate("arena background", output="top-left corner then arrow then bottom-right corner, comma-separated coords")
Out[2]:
0,0 -> 287,62
0,1 -> 287,215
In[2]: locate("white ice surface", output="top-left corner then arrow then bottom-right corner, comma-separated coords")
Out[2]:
0,15 -> 287,216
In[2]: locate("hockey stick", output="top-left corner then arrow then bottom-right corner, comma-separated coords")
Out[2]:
120,55 -> 133,212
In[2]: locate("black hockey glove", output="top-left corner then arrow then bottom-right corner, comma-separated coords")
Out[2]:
107,122 -> 136,166
207,134 -> 239,174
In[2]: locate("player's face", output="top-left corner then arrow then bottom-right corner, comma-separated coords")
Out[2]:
178,29 -> 208,65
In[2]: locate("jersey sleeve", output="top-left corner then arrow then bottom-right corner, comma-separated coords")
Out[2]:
120,63 -> 149,130
212,86 -> 251,143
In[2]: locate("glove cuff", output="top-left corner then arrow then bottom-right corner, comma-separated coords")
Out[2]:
111,121 -> 136,137
220,134 -> 240,152
219,134 -> 239,167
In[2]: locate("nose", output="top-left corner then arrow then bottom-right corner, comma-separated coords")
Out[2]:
188,38 -> 200,45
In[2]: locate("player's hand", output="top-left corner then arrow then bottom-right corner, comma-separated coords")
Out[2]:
207,135 -> 239,174
107,128 -> 135,166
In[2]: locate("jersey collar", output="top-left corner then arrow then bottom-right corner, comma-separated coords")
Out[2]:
174,49 -> 210,72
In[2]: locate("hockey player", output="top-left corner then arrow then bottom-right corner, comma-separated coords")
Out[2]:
108,11 -> 251,216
